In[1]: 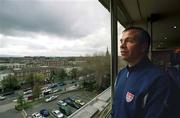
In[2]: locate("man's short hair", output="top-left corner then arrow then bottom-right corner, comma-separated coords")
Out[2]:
123,27 -> 151,53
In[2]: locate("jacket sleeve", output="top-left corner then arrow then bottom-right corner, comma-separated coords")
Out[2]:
143,75 -> 170,118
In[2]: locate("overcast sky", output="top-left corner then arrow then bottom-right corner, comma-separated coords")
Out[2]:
0,0 -> 124,57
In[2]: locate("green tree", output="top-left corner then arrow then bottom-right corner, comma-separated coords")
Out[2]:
94,54 -> 110,90
15,92 -> 25,111
17,92 -> 25,107
34,73 -> 44,85
32,84 -> 41,99
15,92 -> 31,111
69,68 -> 79,79
49,70 -> 56,83
80,59 -> 95,77
0,66 -> 7,71
81,52 -> 110,91
25,73 -> 34,88
56,68 -> 68,80
25,73 -> 44,89
1,75 -> 19,92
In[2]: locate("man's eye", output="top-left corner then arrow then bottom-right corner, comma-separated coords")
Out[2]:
127,38 -> 136,43
120,38 -> 136,44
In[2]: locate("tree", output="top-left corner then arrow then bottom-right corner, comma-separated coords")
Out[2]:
69,68 -> 79,79
25,73 -> 34,88
32,84 -> 41,99
31,73 -> 44,99
25,73 -> 44,89
0,66 -> 7,71
56,68 -> 68,81
81,52 -> 110,91
49,70 -> 56,83
80,58 -> 95,76
34,73 -> 44,85
17,92 -> 25,107
1,75 -> 19,92
15,92 -> 26,111
94,54 -> 110,91
15,92 -> 32,111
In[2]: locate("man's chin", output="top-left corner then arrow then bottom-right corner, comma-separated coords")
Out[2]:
120,56 -> 128,61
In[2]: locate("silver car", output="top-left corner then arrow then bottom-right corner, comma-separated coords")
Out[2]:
51,109 -> 64,118
32,112 -> 44,118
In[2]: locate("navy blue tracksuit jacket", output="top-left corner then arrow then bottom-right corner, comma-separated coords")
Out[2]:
112,58 -> 169,118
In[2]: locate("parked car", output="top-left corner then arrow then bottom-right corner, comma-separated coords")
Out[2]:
75,99 -> 85,106
63,98 -> 73,105
23,89 -> 32,95
57,100 -> 67,106
27,95 -> 33,100
48,83 -> 58,88
71,80 -> 76,84
53,88 -> 62,93
32,112 -> 44,118
43,89 -> 52,96
13,99 -> 17,102
51,109 -> 64,118
68,96 -> 76,101
0,96 -> 6,100
45,95 -> 58,102
40,109 -> 49,117
3,91 -> 14,96
59,105 -> 72,116
58,82 -> 66,86
41,86 -> 48,91
64,97 -> 81,109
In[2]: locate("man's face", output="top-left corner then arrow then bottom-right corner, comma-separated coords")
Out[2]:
120,29 -> 145,63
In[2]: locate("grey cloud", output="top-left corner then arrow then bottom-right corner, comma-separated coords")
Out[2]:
0,0 -> 108,39
0,34 -> 47,50
27,43 -> 48,50
0,38 -> 7,48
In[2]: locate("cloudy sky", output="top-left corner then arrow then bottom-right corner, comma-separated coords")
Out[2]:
0,0 -> 124,57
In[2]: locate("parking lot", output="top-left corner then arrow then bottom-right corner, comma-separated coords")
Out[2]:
26,90 -> 97,118
0,80 -> 98,118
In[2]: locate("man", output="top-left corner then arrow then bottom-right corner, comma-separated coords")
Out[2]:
112,27 -> 169,118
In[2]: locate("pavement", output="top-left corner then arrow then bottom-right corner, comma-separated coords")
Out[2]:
0,102 -> 16,113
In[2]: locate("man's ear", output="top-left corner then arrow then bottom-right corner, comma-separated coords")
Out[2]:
142,43 -> 148,53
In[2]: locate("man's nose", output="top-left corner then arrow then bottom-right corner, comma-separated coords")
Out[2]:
120,41 -> 126,49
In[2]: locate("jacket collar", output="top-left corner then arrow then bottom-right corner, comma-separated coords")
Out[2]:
126,57 -> 151,72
